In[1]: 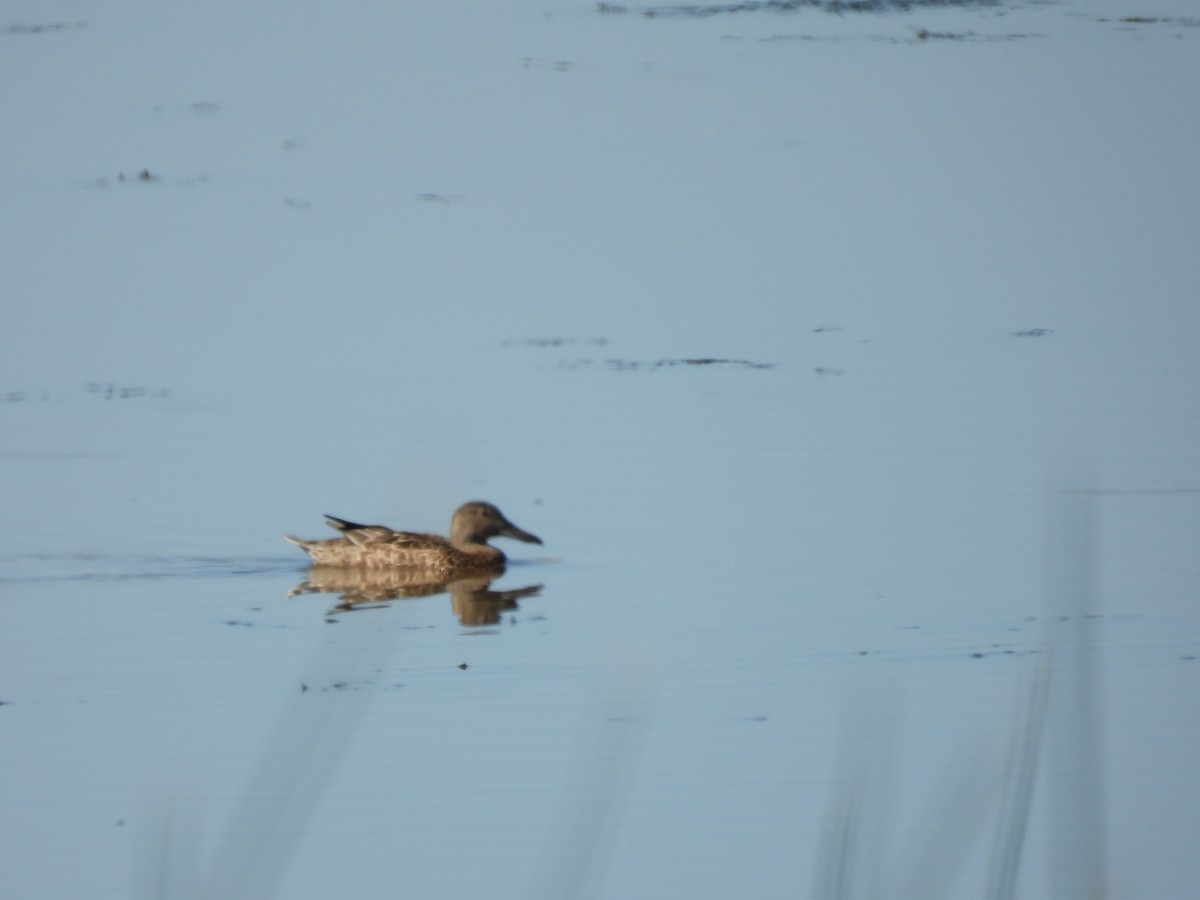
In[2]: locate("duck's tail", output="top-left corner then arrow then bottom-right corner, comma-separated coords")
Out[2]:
283,533 -> 313,551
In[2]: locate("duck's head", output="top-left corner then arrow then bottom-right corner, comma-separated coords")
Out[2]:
451,501 -> 542,548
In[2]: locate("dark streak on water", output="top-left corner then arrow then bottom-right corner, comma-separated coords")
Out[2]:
561,357 -> 775,371
601,0 -> 1008,17
0,554 -> 299,585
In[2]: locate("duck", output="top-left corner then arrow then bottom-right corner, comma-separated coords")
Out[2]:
284,501 -> 542,574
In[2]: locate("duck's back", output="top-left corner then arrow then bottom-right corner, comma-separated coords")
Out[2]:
287,528 -> 503,573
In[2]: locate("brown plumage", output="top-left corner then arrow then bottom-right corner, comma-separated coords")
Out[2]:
284,501 -> 542,574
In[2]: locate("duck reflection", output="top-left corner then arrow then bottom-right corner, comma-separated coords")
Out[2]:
288,567 -> 543,626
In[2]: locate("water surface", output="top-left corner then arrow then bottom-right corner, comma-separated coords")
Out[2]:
2,1 -> 1199,897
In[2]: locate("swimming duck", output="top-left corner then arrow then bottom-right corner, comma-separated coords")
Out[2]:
284,501 -> 542,574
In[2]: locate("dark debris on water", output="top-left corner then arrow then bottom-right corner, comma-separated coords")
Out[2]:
562,357 -> 775,371
3,383 -> 172,403
504,337 -> 610,348
3,21 -> 86,34
602,0 -> 1004,17
87,169 -> 210,189
505,338 -> 772,371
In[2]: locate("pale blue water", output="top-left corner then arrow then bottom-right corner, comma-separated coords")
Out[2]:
3,2 -> 1199,898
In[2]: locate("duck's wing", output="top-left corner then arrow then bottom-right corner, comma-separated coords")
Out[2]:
324,514 -> 375,532
324,515 -> 400,547
324,516 -> 454,552
377,530 -> 454,551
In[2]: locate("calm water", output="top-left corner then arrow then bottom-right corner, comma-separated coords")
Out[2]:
3,2 -> 1199,898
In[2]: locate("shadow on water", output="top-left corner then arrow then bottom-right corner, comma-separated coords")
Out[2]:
129,554 -> 555,899
814,467 -> 1107,899
126,475 -> 1108,897
529,633 -> 656,900
128,468 -> 1114,899
144,593 -> 401,900
104,472 -> 1117,898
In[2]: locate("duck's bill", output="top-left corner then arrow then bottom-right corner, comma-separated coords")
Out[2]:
501,522 -> 543,545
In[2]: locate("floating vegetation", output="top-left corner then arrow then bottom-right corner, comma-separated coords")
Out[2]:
1098,16 -> 1200,27
2,383 -> 174,403
86,169 -> 158,188
913,28 -> 1021,41
151,101 -> 220,117
414,193 -> 464,203
521,57 -> 576,72
86,169 -> 209,189
615,0 -> 1004,17
3,21 -> 86,35
506,339 -> 770,371
969,643 -> 1037,659
563,357 -> 774,371
504,337 -> 610,348
85,382 -> 172,400
3,391 -> 46,403
130,169 -> 157,182
1011,328 -> 1054,338
913,29 -> 963,40
756,29 -> 1040,43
